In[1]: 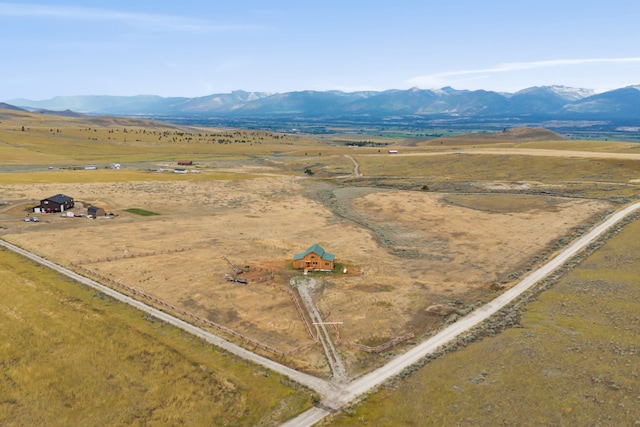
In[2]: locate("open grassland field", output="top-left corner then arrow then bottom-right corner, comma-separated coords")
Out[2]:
0,109 -> 323,166
0,247 -> 310,427
415,127 -> 568,146
351,152 -> 640,199
325,217 -> 640,427
0,176 -> 614,376
417,127 -> 640,151
0,169 -> 258,185
514,139 -> 640,152
2,109 -> 640,412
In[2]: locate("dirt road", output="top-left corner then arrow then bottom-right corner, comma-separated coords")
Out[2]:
372,147 -> 640,160
344,154 -> 362,176
0,201 -> 29,214
293,277 -> 348,383
467,147 -> 640,160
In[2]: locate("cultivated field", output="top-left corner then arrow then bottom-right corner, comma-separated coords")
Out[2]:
2,109 -> 640,423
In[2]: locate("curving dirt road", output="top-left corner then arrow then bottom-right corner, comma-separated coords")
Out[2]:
0,201 -> 30,214
344,154 -> 362,177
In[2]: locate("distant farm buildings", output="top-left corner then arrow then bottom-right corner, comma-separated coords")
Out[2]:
293,244 -> 335,272
35,194 -> 74,213
87,206 -> 106,218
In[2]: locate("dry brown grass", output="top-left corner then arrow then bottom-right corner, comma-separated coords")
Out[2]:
0,175 -> 613,377
419,127 -> 565,146
2,111 -> 636,415
325,216 -> 640,427
0,247 -> 310,427
0,108 -> 322,165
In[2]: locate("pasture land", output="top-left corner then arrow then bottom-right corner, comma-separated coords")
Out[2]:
0,169 -> 258,185
0,173 -> 615,376
0,247 -> 310,427
0,109 -> 322,166
352,152 -> 640,200
325,216 -> 640,426
2,109 -> 640,419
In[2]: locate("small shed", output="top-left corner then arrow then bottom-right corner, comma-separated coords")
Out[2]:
87,206 -> 106,218
36,194 -> 74,213
293,244 -> 335,271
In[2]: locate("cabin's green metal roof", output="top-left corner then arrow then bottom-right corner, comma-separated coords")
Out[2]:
293,244 -> 334,262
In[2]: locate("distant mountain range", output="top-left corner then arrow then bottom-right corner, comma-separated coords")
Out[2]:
6,85 -> 640,122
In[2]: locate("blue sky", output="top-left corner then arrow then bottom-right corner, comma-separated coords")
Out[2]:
2,1 -> 640,100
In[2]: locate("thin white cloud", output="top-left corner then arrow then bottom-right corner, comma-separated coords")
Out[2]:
407,57 -> 640,88
0,2 -> 249,33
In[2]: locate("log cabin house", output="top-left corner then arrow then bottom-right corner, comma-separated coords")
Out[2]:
293,244 -> 334,271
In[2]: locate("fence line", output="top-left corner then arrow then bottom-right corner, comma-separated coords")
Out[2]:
261,280 -> 317,341
284,341 -> 318,356
71,263 -> 316,356
76,247 -> 191,265
346,332 -> 415,354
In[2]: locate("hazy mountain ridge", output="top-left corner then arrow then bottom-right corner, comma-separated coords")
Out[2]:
6,85 -> 640,120
0,102 -> 27,111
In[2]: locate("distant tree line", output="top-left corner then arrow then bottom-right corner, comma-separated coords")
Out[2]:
341,140 -> 390,147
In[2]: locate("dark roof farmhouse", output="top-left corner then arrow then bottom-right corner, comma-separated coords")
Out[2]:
36,194 -> 74,213
293,244 -> 335,271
